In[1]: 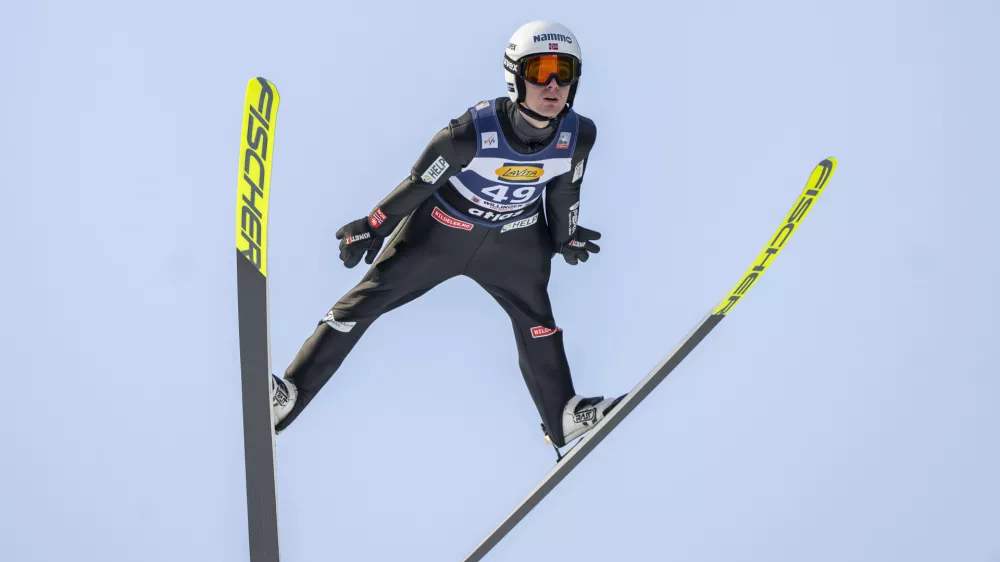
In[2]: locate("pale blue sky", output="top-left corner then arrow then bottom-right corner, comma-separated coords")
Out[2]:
4,1 -> 999,561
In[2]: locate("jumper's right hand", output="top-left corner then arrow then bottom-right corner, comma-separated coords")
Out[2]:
336,216 -> 385,268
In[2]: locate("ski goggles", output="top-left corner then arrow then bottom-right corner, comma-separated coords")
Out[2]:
507,53 -> 581,87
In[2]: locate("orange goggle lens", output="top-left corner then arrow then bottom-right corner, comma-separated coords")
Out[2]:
521,54 -> 580,86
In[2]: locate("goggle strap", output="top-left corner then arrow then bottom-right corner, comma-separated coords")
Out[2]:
503,54 -> 521,75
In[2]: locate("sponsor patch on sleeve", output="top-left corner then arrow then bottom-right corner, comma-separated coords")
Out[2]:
420,155 -> 450,184
369,208 -> 387,229
323,310 -> 357,333
572,159 -> 585,183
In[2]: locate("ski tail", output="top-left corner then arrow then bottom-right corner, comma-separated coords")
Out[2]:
462,157 -> 837,562
236,76 -> 282,562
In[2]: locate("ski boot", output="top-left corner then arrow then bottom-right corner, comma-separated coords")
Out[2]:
271,375 -> 298,432
544,394 -> 627,456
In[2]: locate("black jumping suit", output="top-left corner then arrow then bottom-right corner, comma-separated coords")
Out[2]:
276,97 -> 598,448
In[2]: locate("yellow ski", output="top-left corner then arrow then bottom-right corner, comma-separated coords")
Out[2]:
235,77 -> 281,562
464,157 -> 837,562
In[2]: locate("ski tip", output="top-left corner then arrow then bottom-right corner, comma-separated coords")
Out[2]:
246,76 -> 280,95
818,157 -> 838,182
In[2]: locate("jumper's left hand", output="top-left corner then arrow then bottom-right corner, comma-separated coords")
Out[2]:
557,226 -> 601,265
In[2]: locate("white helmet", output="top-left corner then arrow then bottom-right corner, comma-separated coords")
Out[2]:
503,20 -> 582,119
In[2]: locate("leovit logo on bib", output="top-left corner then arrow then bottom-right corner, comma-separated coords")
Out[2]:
495,163 -> 544,182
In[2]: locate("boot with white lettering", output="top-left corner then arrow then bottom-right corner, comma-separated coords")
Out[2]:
558,393 -> 626,445
271,374 -> 298,433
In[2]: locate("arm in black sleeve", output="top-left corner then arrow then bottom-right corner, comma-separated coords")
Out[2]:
365,110 -> 478,236
545,115 -> 597,246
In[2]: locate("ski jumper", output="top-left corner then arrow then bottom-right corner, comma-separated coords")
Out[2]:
277,98 -> 598,447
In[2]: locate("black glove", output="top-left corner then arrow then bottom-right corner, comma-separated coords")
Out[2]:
557,226 -> 601,265
335,216 -> 385,268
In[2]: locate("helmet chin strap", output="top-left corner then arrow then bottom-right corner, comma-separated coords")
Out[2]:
517,102 -> 565,125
